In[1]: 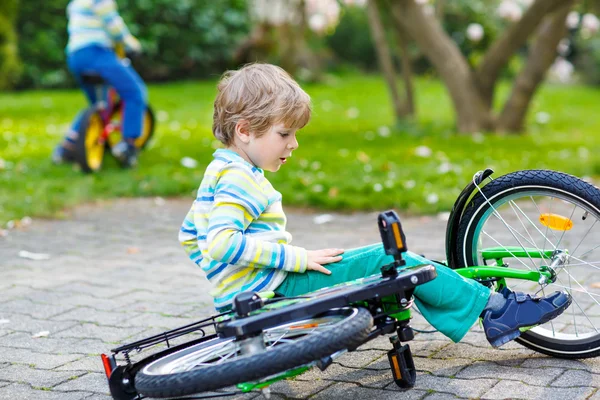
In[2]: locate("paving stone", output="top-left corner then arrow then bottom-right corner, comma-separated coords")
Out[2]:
296,363 -> 396,389
1,347 -> 82,369
431,342 -> 532,367
521,356 -> 590,371
0,365 -> 85,389
0,383 -> 90,400
402,375 -> 497,398
481,380 -> 595,399
551,369 -> 600,387
53,372 -> 109,394
0,312 -> 79,335
269,378 -> 334,398
311,382 -> 427,400
335,349 -> 387,368
50,307 -> 139,326
456,361 -> 564,386
0,299 -> 76,319
52,323 -> 146,342
422,393 -> 463,400
56,356 -> 105,373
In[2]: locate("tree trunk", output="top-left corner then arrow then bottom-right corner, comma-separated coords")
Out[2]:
496,3 -> 573,132
475,0 -> 568,107
393,22 -> 415,115
389,0 -> 491,132
366,0 -> 406,121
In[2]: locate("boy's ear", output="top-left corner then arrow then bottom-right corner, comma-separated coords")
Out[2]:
235,120 -> 251,144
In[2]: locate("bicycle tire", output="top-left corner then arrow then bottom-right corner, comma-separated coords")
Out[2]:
74,108 -> 105,173
107,103 -> 155,150
134,307 -> 372,398
453,169 -> 600,358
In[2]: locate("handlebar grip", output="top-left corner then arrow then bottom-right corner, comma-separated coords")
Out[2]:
378,210 -> 408,258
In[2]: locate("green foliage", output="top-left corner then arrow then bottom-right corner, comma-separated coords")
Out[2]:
326,5 -> 377,70
1,74 -> 600,224
574,36 -> 600,85
15,0 -> 250,89
0,0 -> 22,90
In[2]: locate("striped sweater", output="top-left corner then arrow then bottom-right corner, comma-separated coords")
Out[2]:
66,0 -> 136,54
179,149 -> 308,310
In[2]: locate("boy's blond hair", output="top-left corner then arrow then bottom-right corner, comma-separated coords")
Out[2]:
212,63 -> 311,145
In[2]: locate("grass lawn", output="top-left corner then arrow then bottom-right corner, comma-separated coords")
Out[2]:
1,73 -> 600,225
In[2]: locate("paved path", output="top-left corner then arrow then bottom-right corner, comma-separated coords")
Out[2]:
1,198 -> 599,400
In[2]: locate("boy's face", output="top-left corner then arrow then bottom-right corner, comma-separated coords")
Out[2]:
246,122 -> 299,172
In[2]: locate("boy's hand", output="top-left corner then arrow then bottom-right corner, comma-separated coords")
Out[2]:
306,248 -> 344,275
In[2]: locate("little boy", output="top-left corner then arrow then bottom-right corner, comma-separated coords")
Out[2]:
179,63 -> 571,348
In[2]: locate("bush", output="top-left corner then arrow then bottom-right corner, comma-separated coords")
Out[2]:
15,0 -> 250,89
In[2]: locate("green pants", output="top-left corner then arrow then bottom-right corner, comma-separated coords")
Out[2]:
276,243 -> 490,342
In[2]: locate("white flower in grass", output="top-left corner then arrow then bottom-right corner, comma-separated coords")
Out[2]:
566,11 -> 580,29
157,110 -> 169,122
404,180 -> 416,189
582,14 -> 600,38
378,126 -> 391,137
364,164 -> 373,173
497,1 -> 522,22
549,57 -> 574,83
373,183 -> 383,192
557,38 -> 570,56
466,23 -> 484,42
346,107 -> 360,119
364,131 -> 375,141
472,132 -> 485,143
578,147 -> 590,159
426,193 -> 439,204
535,112 -> 551,124
180,157 -> 198,169
312,184 -> 324,193
169,121 -> 181,131
311,161 -> 321,170
385,180 -> 394,188
414,145 -> 432,158
299,159 -> 309,168
438,162 -> 452,174
181,130 -> 191,140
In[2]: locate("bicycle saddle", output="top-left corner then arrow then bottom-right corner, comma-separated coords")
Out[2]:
80,73 -> 106,85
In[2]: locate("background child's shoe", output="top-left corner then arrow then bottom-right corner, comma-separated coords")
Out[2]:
111,141 -> 138,168
51,144 -> 74,164
482,287 -> 571,348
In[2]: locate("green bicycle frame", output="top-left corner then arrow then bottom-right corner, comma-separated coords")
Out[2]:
454,246 -> 556,283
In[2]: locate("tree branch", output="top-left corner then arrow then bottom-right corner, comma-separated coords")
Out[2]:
476,0 -> 568,106
496,2 -> 574,132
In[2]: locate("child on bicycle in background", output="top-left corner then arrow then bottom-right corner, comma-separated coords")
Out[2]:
179,63 -> 572,348
52,0 -> 146,168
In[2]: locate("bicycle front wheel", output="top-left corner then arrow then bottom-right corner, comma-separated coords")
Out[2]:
74,108 -> 105,173
134,307 -> 372,398
454,170 -> 600,358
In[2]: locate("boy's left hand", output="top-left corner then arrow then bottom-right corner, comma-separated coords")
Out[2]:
306,248 -> 344,275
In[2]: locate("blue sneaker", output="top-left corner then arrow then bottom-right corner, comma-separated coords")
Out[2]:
51,144 -> 75,164
482,287 -> 572,348
111,141 -> 138,168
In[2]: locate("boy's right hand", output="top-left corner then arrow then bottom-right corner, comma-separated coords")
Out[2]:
307,248 -> 344,275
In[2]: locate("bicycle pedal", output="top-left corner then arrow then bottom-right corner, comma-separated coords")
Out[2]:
387,343 -> 416,389
378,210 -> 407,266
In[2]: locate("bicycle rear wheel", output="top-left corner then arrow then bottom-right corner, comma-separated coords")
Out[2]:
74,108 -> 105,173
107,103 -> 155,150
454,170 -> 600,358
134,307 -> 372,398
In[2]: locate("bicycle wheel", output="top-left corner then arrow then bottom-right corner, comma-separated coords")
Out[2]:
454,169 -> 600,358
74,108 -> 105,173
107,103 -> 155,150
134,307 -> 372,398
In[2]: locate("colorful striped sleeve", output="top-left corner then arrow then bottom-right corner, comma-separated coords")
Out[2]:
206,163 -> 307,273
93,0 -> 132,42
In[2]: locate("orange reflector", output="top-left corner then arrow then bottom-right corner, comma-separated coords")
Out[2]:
290,323 -> 319,330
539,213 -> 573,231
392,223 -> 404,249
101,354 -> 113,378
